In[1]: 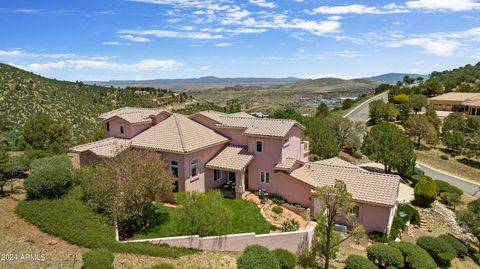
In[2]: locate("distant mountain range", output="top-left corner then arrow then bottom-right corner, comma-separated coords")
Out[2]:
86,73 -> 431,90
367,73 -> 430,84
86,76 -> 304,90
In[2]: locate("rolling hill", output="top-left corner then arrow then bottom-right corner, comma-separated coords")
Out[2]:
367,73 -> 429,84
0,63 -> 190,147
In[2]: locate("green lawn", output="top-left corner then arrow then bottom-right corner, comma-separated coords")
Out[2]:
15,188 -> 198,258
136,198 -> 271,239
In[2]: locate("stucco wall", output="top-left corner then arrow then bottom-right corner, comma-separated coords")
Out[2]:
281,126 -> 303,162
105,117 -> 150,139
247,136 -> 282,188
121,225 -> 316,253
355,202 -> 394,234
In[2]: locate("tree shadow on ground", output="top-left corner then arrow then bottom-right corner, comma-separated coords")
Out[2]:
457,158 -> 480,170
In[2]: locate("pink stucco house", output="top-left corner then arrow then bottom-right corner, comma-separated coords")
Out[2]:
71,107 -> 400,234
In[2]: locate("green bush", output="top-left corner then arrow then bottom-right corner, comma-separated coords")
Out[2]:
398,204 -> 420,226
435,180 -> 463,196
389,241 -> 436,269
368,231 -> 388,243
439,192 -> 461,206
411,175 -> 422,186
148,264 -> 175,269
440,154 -> 449,160
390,215 -> 406,240
237,245 -> 280,269
15,188 -> 197,258
24,155 -> 73,200
296,251 -> 317,268
367,244 -> 404,268
416,236 -> 456,267
438,234 -> 468,258
475,253 -> 480,264
281,219 -> 299,232
270,195 -> 286,205
272,206 -> 283,214
414,176 -> 439,207
271,249 -> 296,269
82,249 -> 114,269
345,255 -> 378,269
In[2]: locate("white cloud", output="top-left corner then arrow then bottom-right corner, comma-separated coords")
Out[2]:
405,0 -> 480,12
17,59 -> 184,72
312,4 -> 408,15
390,38 -> 462,56
0,50 -> 24,57
215,42 -> 232,47
249,0 -> 276,8
118,29 -> 223,39
119,34 -> 150,42
102,41 -> 129,46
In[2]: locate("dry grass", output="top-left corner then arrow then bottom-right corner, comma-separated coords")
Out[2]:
416,148 -> 480,183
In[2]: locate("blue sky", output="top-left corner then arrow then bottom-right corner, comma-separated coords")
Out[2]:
1,0 -> 480,81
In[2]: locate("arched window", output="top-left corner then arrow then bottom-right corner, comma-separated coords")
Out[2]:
170,160 -> 178,178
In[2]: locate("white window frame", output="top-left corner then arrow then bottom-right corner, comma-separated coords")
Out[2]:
260,171 -> 270,184
191,160 -> 198,179
214,169 -> 223,181
256,140 -> 263,153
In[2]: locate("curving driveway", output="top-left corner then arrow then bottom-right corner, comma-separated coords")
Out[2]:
344,92 -> 388,122
346,92 -> 480,198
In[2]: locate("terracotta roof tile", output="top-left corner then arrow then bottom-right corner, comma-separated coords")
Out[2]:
429,92 -> 480,102
290,163 -> 400,207
275,157 -> 302,171
98,107 -> 166,124
312,157 -> 359,169
70,137 -> 131,158
206,146 -> 254,171
131,114 -> 229,153
219,116 -> 300,137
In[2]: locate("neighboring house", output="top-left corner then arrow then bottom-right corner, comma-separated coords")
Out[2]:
429,92 -> 480,116
70,107 -> 400,234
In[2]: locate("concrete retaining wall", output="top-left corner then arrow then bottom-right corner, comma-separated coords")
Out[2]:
120,223 -> 316,253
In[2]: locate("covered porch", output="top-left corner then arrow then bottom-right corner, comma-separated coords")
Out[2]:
205,146 -> 254,199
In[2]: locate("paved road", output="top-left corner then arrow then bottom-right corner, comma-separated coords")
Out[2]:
345,92 -> 480,197
345,92 -> 388,122
416,163 -> 480,197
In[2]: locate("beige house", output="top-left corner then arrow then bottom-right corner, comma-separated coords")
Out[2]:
429,92 -> 480,116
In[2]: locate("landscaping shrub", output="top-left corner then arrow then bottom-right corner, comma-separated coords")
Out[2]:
148,264 -> 175,269
176,190 -> 233,237
439,192 -> 461,207
368,231 -> 388,243
475,253 -> 480,264
272,206 -> 283,214
414,176 -> 439,207
24,155 -> 73,200
389,241 -> 436,269
281,219 -> 299,232
271,248 -> 296,269
410,175 -> 422,186
270,195 -> 286,205
438,234 -> 468,258
366,244 -> 404,268
413,167 -> 424,177
296,251 -> 317,268
82,249 -> 114,269
435,180 -> 463,196
416,236 -> 456,267
237,245 -> 280,269
389,215 -> 406,240
397,204 -> 420,226
440,154 -> 449,160
345,255 -> 378,269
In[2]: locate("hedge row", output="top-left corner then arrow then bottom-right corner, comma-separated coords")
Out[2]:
345,255 -> 377,269
237,245 -> 296,269
367,244 -> 404,268
389,241 -> 436,269
416,236 -> 457,267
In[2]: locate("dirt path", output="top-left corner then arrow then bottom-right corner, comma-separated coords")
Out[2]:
0,193 -> 83,269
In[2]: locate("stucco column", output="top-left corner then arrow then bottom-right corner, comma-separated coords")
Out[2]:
235,170 -> 245,199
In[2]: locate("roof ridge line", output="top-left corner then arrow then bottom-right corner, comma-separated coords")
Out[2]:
307,162 -> 401,178
70,137 -> 116,150
173,115 -> 187,153
220,115 -> 296,122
